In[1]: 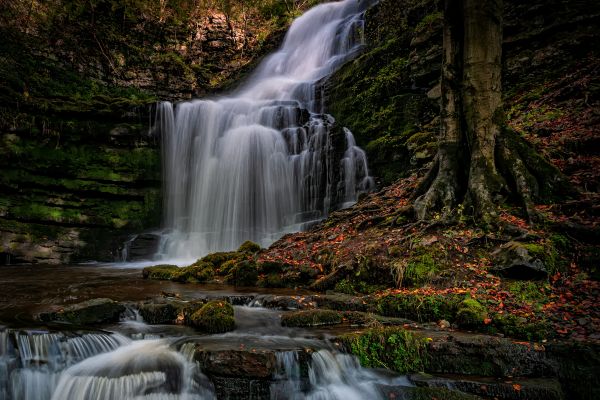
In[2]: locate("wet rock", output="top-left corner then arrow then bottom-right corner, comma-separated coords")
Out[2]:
490,241 -> 548,280
313,293 -> 371,312
196,350 -> 277,379
209,376 -> 270,400
409,373 -> 564,400
126,233 -> 161,261
38,298 -> 125,325
421,331 -> 555,377
381,386 -> 483,400
281,309 -> 343,327
137,301 -> 180,324
251,294 -> 315,310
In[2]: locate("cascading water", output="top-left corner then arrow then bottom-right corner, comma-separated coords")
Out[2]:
158,0 -> 376,260
0,329 -> 215,400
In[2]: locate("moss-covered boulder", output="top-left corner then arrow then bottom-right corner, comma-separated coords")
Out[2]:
201,251 -> 242,269
491,241 -> 548,280
142,263 -> 215,283
456,299 -> 489,328
38,298 -> 125,325
189,300 -> 235,333
142,264 -> 179,280
225,260 -> 258,287
238,241 -> 262,254
281,310 -> 343,327
175,262 -> 215,283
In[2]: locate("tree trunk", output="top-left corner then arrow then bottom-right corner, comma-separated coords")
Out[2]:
413,0 -> 572,225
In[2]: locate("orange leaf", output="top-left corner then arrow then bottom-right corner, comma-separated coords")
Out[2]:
513,384 -> 522,391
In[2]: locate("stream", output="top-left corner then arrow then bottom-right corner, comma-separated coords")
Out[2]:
0,264 -> 414,400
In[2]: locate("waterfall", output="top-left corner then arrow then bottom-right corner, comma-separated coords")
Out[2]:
158,0 -> 376,259
271,349 -> 413,399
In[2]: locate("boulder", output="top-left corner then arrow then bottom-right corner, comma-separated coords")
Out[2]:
491,242 -> 548,280
137,301 -> 180,324
38,298 -> 125,325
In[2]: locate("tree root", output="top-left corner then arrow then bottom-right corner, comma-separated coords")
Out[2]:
413,129 -> 575,226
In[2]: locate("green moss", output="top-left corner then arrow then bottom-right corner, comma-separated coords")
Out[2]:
456,299 -> 489,328
281,310 -> 343,327
258,273 -> 284,288
189,300 -> 235,333
404,253 -> 439,286
238,240 -> 262,254
492,313 -> 551,341
507,281 -> 549,305
142,263 -> 215,283
334,278 -> 381,295
176,262 -> 215,283
226,260 -> 258,287
201,251 -> 242,269
327,31 -> 436,185
376,293 -> 462,322
414,11 -> 443,33
341,327 -> 427,373
523,241 -> 561,275
142,265 -> 180,280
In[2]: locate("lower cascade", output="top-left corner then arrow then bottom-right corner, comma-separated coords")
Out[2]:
157,0 -> 376,260
0,328 -> 412,400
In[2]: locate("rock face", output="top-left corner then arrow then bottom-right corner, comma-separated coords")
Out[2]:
0,3 -> 294,264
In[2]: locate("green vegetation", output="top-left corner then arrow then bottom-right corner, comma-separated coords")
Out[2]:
341,327 -> 427,373
189,300 -> 235,333
334,278 -> 381,295
225,260 -> 258,286
492,313 -> 551,341
238,240 -> 262,254
456,299 -> 489,328
376,293 -> 462,322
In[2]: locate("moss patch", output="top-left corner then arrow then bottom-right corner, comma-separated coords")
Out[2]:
376,293 -> 462,323
238,240 -> 262,254
225,260 -> 259,287
189,300 -> 235,334
281,310 -> 343,327
341,327 -> 427,373
142,263 -> 215,283
456,299 -> 489,328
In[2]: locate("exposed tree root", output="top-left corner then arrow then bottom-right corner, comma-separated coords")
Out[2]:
414,129 -> 574,226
